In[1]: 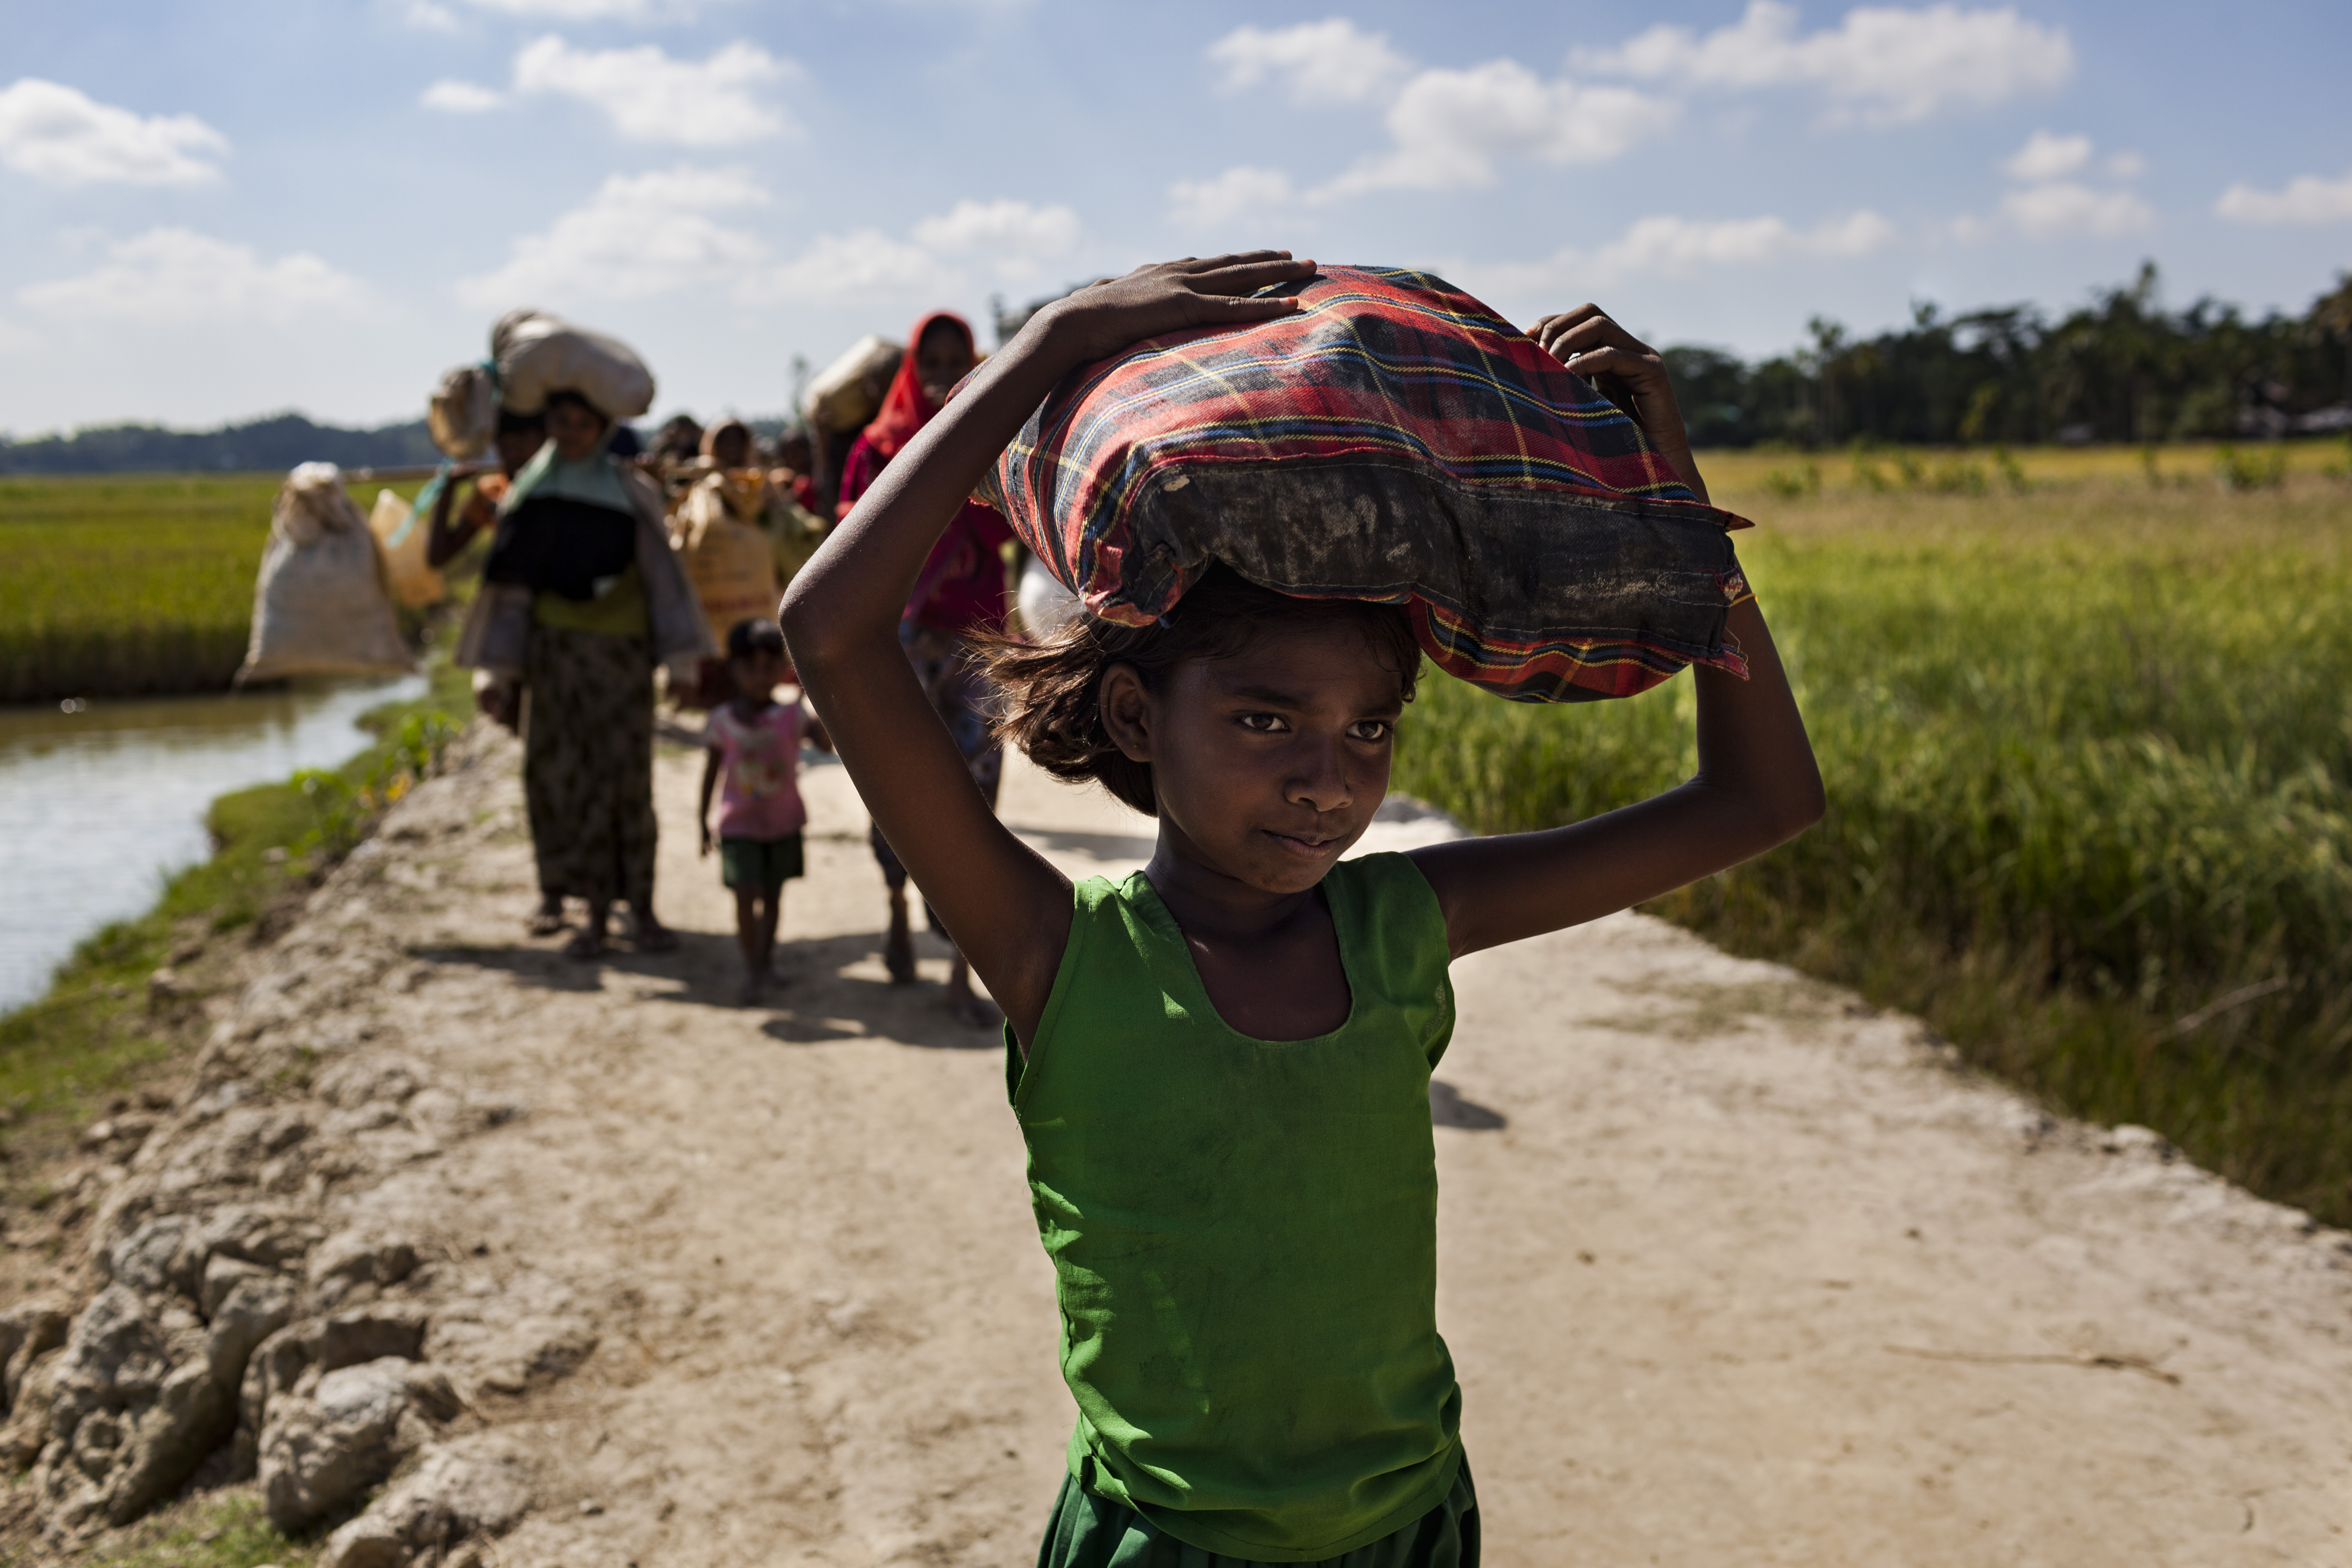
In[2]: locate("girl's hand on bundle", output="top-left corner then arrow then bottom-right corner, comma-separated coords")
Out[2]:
1037,252 -> 1316,366
1531,306 -> 1709,503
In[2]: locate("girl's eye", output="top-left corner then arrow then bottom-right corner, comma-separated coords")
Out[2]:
1348,719 -> 1392,743
1237,713 -> 1289,733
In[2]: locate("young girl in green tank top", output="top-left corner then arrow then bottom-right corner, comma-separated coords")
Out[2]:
783,254 -> 1824,1567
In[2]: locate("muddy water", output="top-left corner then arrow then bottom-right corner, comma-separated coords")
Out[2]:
0,677 -> 425,1011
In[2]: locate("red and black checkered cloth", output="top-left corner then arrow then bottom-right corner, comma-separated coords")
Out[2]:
982,264 -> 1752,702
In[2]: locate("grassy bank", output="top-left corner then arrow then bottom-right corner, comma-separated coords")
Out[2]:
1394,471 -> 2352,1226
0,660 -> 470,1174
0,472 -> 430,705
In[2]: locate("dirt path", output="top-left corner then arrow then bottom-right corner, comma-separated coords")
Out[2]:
58,727 -> 2352,1564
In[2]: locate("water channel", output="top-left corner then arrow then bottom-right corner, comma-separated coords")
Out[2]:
0,676 -> 425,1012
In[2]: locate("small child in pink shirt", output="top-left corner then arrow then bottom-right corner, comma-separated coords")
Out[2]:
699,618 -> 829,1003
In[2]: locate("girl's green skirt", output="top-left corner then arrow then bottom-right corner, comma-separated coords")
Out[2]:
1033,1455 -> 1477,1568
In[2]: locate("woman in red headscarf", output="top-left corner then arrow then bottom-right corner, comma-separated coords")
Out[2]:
835,311 -> 1017,1027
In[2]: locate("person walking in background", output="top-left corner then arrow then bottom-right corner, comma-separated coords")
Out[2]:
671,418 -> 784,710
833,311 -> 1016,1026
698,618 -> 829,1005
689,419 -> 830,609
455,387 -> 715,958
423,406 -> 546,578
770,424 -> 822,517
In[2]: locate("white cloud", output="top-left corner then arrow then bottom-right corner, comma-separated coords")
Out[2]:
457,166 -> 769,306
511,35 -> 795,145
1323,61 -> 1675,194
910,198 -> 1080,280
1999,181 -> 2152,237
1206,19 -> 1412,105
1167,166 -> 1296,227
747,230 -> 958,304
1577,1 -> 2072,124
0,79 -> 229,186
19,229 -> 368,325
2003,129 -> 2089,181
422,79 -> 505,114
458,0 -> 707,18
1472,210 -> 1895,295
1592,210 -> 1895,279
2216,168 -> 2352,226
2105,150 -> 2145,179
403,1 -> 463,30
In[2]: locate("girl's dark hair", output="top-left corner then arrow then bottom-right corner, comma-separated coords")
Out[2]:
496,407 -> 546,435
727,616 -> 785,661
976,564 -> 1420,816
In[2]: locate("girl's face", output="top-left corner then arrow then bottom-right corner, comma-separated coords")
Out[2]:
731,648 -> 787,698
915,325 -> 976,405
711,428 -> 752,469
547,399 -> 608,460
1103,623 -> 1404,897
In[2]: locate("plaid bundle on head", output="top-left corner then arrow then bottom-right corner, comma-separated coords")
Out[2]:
981,264 -> 1753,701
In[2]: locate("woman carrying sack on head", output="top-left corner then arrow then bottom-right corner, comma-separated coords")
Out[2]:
455,387 -> 715,958
671,418 -> 831,703
834,311 -> 1017,1027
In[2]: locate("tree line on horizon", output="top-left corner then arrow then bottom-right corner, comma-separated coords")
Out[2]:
5,267 -> 2348,475
1665,265 -> 2352,450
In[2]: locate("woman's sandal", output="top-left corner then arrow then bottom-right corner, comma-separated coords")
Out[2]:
563,930 -> 607,961
526,907 -> 567,937
633,921 -> 680,954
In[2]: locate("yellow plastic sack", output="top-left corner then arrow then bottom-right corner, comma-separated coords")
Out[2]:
367,488 -> 446,609
671,474 -> 782,646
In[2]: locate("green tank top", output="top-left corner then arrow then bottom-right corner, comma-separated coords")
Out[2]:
1007,852 -> 1463,1562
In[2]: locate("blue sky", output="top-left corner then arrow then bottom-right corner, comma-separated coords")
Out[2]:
1,0 -> 2346,434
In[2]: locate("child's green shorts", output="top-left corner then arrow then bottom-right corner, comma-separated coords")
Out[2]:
719,832 -> 804,895
1033,1455 -> 1476,1567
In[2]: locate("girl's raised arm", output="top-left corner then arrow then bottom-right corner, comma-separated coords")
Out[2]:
780,253 -> 1314,1044
1409,308 -> 1826,958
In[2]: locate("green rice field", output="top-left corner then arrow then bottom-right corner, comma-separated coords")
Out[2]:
1395,449 -> 2352,1227
0,472 -> 428,704
9,453 -> 2351,1224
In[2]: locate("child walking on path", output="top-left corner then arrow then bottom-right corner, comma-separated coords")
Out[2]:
698,618 -> 826,1004
783,254 -> 1824,1566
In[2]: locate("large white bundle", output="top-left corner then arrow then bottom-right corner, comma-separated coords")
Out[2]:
491,308 -> 655,420
805,333 -> 901,432
237,464 -> 417,685
427,363 -> 496,458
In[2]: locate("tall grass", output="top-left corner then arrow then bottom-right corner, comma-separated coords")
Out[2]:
0,472 -> 429,703
1394,474 -> 2352,1225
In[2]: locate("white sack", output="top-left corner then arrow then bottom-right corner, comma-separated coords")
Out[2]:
238,463 -> 417,685
1016,551 -> 1083,640
805,334 -> 902,433
427,363 -> 496,459
491,308 -> 655,420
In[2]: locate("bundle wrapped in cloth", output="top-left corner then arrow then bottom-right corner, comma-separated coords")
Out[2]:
981,265 -> 1752,702
489,308 -> 657,421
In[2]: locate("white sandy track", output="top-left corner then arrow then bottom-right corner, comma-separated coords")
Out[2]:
335,730 -> 2351,1567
